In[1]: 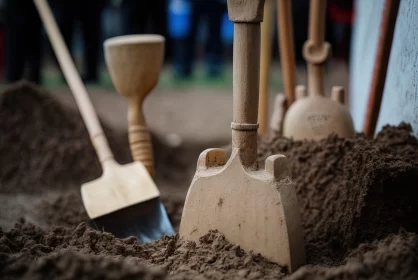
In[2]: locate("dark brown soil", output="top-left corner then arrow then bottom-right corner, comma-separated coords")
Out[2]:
0,81 -> 187,195
0,222 -> 285,279
0,82 -> 130,194
258,123 -> 418,266
1,82 -> 418,279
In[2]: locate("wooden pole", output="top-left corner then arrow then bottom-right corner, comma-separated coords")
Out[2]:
258,0 -> 274,136
277,0 -> 296,106
363,0 -> 400,137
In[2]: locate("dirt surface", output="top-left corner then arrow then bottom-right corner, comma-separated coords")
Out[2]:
259,123 -> 418,265
1,82 -> 418,279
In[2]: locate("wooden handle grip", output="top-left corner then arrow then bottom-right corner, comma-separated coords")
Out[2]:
129,125 -> 154,177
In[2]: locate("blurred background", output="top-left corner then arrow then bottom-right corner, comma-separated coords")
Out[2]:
0,0 -> 353,143
0,0 -> 352,87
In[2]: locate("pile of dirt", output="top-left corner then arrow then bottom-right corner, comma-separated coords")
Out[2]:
289,230 -> 418,280
1,221 -> 417,279
259,123 -> 418,265
0,221 -> 285,279
0,82 -> 130,193
0,81 -> 184,194
1,82 -> 418,279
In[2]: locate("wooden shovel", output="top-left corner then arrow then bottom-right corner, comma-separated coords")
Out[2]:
179,0 -> 305,272
34,0 -> 174,242
282,0 -> 354,140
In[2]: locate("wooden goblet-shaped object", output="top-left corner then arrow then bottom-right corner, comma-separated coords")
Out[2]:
104,35 -> 165,177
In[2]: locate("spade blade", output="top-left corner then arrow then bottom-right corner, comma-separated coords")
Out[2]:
90,197 -> 175,243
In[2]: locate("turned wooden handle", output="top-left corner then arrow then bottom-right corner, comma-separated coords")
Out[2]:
302,0 -> 330,96
129,125 -> 154,177
34,0 -> 114,165
127,102 -> 155,176
228,0 -> 265,168
277,0 -> 296,105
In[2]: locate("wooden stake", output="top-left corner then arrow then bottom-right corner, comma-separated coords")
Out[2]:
277,0 -> 296,106
258,0 -> 274,136
363,0 -> 400,137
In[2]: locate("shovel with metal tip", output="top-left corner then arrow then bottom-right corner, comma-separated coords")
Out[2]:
34,0 -> 175,242
179,0 -> 305,272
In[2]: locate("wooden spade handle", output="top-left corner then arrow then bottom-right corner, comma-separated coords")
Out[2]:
127,103 -> 154,177
258,0 -> 273,136
302,0 -> 330,96
277,0 -> 296,105
34,0 -> 114,165
228,0 -> 265,168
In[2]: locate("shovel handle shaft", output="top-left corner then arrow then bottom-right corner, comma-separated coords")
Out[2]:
277,0 -> 296,105
258,0 -> 273,136
34,0 -> 114,164
228,0 -> 265,168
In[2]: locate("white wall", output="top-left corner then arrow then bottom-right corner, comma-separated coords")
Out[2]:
350,0 -> 418,134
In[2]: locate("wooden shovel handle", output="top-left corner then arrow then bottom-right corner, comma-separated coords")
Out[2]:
228,0 -> 265,168
258,0 -> 273,136
363,0 -> 400,137
127,104 -> 154,177
277,0 -> 296,106
34,0 -> 114,164
303,0 -> 330,96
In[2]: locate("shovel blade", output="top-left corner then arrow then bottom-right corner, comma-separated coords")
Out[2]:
90,197 -> 175,243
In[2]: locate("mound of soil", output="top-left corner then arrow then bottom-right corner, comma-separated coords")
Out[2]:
259,123 -> 418,265
1,82 -> 418,279
0,81 -> 185,194
289,230 -> 418,280
0,82 -> 131,193
0,222 -> 285,279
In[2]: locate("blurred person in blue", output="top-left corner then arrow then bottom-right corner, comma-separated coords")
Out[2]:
170,0 -> 227,79
4,0 -> 43,84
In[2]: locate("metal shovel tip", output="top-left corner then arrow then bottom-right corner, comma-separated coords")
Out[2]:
89,197 -> 175,243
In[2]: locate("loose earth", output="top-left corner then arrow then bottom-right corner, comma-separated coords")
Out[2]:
0,82 -> 417,279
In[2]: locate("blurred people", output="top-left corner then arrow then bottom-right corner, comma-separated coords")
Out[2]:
120,0 -> 172,60
327,0 -> 353,63
172,0 -> 226,79
0,0 -> 5,78
121,0 -> 167,35
4,0 -> 43,84
50,0 -> 105,83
